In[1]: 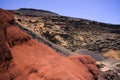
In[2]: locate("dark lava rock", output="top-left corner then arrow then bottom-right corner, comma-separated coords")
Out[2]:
103,70 -> 120,80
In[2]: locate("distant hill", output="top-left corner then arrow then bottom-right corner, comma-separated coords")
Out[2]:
10,8 -> 59,16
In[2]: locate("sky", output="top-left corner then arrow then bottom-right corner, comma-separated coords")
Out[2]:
0,0 -> 120,24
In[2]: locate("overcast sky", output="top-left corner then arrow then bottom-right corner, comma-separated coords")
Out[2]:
0,0 -> 120,24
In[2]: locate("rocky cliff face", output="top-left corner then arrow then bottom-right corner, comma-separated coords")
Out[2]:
0,8 -> 101,80
11,8 -> 120,54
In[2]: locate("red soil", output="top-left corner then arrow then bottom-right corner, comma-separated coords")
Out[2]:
0,8 -> 100,80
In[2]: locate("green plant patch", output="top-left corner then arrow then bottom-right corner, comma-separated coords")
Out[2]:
116,64 -> 120,68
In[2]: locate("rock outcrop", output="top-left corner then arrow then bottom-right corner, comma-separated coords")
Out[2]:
0,8 -> 101,80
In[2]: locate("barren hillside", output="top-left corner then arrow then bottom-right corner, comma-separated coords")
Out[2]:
11,8 -> 120,54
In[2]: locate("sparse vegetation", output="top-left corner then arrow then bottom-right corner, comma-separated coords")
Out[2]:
116,64 -> 120,68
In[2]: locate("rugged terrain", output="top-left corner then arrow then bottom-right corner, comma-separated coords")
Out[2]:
9,8 -> 120,80
10,8 -> 120,55
0,8 -> 104,80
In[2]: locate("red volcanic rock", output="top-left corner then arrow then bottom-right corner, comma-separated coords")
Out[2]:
68,55 -> 99,80
7,26 -> 31,47
0,8 -> 14,80
0,8 -> 100,80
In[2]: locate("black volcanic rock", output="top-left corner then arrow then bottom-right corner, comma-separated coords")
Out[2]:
103,70 -> 120,80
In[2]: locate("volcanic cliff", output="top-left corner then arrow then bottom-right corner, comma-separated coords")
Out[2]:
0,8 -> 101,80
